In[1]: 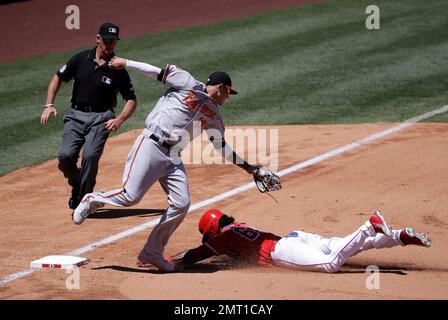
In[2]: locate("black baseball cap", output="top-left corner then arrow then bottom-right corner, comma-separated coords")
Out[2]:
98,22 -> 120,40
206,71 -> 238,94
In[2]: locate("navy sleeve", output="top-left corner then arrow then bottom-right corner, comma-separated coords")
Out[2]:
157,68 -> 165,82
182,245 -> 216,264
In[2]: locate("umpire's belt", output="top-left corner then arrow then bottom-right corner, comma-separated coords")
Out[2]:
72,104 -> 110,113
149,134 -> 174,150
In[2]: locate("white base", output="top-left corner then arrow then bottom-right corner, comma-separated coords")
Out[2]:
30,255 -> 88,269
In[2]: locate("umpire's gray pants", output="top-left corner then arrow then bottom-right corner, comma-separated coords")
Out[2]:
58,108 -> 115,200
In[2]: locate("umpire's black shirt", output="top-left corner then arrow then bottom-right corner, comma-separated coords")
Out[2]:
56,47 -> 136,110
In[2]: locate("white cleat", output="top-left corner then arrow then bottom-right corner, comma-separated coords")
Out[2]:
137,252 -> 176,272
72,195 -> 103,225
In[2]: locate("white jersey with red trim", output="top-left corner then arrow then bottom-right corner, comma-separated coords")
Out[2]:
144,64 -> 225,145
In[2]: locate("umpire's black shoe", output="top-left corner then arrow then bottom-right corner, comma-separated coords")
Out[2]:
68,197 -> 80,209
68,185 -> 80,209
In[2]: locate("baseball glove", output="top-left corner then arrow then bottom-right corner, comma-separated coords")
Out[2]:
253,167 -> 282,193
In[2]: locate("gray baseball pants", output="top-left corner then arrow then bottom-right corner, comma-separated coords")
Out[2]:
58,108 -> 115,201
82,131 -> 191,260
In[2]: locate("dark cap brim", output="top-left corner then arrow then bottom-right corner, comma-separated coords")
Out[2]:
229,86 -> 238,95
101,35 -> 120,40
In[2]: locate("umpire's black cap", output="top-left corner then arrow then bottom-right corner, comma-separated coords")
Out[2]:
98,22 -> 120,40
206,71 -> 238,94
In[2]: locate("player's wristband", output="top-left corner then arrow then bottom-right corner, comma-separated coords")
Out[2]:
44,103 -> 55,109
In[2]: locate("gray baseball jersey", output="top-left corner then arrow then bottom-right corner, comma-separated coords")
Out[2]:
144,64 -> 225,145
73,63 -> 229,271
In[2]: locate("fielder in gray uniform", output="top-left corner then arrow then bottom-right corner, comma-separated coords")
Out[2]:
73,57 -> 259,272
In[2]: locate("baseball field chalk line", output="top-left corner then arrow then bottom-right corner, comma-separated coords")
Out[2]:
1,105 -> 447,286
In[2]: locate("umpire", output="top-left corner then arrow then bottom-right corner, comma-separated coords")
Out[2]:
40,22 -> 137,210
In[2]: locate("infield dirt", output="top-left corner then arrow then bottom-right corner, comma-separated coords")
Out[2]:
0,123 -> 447,299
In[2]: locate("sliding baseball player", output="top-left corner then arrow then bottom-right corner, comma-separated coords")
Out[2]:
172,209 -> 431,272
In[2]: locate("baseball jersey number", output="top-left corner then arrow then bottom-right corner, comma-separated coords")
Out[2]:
232,227 -> 260,241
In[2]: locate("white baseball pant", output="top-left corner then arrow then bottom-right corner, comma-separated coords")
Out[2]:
271,221 -> 402,273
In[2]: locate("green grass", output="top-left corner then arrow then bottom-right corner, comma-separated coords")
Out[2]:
1,0 -> 448,175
